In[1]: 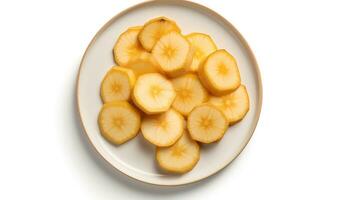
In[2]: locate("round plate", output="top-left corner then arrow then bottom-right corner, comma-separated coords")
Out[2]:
77,0 -> 262,186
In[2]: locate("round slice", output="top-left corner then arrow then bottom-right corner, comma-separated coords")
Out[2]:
156,130 -> 200,173
138,16 -> 181,52
186,33 -> 217,71
152,32 -> 193,77
198,49 -> 241,96
132,73 -> 176,114
100,67 -> 136,103
141,109 -> 184,147
187,104 -> 228,143
209,85 -> 250,124
113,26 -> 147,66
98,101 -> 141,145
171,74 -> 208,116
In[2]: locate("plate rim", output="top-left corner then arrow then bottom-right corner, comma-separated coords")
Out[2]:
76,0 -> 263,186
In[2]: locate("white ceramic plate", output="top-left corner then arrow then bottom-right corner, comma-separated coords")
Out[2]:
77,0 -> 262,186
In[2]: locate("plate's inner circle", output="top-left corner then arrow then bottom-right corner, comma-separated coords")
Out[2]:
77,0 -> 261,185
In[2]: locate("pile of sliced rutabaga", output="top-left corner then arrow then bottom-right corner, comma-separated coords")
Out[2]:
98,17 -> 250,173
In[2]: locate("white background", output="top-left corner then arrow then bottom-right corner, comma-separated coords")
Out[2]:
0,0 -> 356,199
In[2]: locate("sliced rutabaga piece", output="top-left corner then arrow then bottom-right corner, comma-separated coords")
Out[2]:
141,109 -> 184,147
186,33 -> 217,71
156,131 -> 200,173
138,16 -> 181,52
152,32 -> 194,77
100,67 -> 135,103
113,26 -> 147,66
198,49 -> 241,96
209,85 -> 250,124
132,73 -> 176,114
98,101 -> 141,145
187,104 -> 228,143
171,74 -> 208,116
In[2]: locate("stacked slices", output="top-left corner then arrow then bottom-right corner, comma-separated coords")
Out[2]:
98,17 -> 250,173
